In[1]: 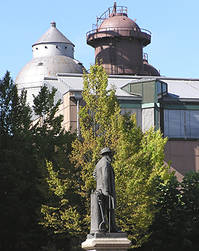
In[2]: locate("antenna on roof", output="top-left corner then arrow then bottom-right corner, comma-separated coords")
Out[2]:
113,2 -> 117,15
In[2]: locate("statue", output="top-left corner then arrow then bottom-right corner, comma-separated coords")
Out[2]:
90,147 -> 118,233
83,147 -> 131,250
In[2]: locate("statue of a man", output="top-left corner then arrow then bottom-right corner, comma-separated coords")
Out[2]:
90,147 -> 117,233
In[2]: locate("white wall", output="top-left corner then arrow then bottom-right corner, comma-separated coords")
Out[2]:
142,108 -> 154,132
32,42 -> 74,58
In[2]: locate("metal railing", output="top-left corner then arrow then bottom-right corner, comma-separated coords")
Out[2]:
86,26 -> 151,38
102,65 -> 141,75
96,5 -> 128,28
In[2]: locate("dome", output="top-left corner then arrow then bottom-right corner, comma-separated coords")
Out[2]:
99,14 -> 140,32
87,3 -> 151,48
143,59 -> 160,76
16,55 -> 84,84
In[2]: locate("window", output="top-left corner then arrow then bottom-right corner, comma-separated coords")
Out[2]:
157,81 -> 167,97
157,82 -> 161,95
164,109 -> 199,138
121,108 -> 142,128
162,83 -> 167,94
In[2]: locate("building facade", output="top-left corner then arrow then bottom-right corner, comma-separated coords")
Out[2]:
15,3 -> 199,180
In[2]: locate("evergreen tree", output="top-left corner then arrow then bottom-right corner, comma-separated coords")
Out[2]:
0,73 -> 74,250
0,72 -> 42,250
32,85 -> 65,161
0,71 -> 32,136
33,85 -> 77,250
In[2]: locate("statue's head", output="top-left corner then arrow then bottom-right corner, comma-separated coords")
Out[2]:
100,147 -> 111,156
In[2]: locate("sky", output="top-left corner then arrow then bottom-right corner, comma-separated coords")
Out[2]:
1,0 -> 199,80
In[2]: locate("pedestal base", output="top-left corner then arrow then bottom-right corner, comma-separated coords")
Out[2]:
81,233 -> 131,251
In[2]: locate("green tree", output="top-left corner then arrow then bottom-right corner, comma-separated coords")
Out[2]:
0,72 -> 42,250
33,86 -> 79,250
41,64 -> 172,249
0,71 -> 32,135
32,85 -> 66,162
32,85 -> 77,250
140,176 -> 182,251
72,64 -> 171,247
0,74 -> 74,250
141,172 -> 199,251
180,172 -> 199,250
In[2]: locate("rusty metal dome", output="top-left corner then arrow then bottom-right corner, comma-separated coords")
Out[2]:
87,3 -> 151,47
143,58 -> 160,76
99,14 -> 140,31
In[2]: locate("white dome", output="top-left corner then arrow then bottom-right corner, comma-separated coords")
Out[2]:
16,55 -> 84,84
16,55 -> 84,105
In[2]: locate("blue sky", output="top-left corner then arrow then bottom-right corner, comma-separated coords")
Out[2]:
1,0 -> 199,80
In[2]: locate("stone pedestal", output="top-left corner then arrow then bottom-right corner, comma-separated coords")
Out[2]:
81,232 -> 131,251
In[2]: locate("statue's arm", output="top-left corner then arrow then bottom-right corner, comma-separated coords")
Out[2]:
103,164 -> 110,195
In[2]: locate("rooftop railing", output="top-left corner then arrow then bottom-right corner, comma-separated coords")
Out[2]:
96,5 -> 128,27
86,27 -> 151,38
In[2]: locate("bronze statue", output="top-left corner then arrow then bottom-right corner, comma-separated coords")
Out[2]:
90,147 -> 118,233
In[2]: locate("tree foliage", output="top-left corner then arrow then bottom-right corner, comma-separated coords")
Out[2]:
140,172 -> 199,251
71,64 -> 171,247
0,71 -> 32,135
0,72 -> 41,250
0,72 -> 73,250
42,64 -> 172,248
2,68 -> 199,251
32,85 -> 76,250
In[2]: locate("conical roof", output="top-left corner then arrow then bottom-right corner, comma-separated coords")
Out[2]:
33,22 -> 74,46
